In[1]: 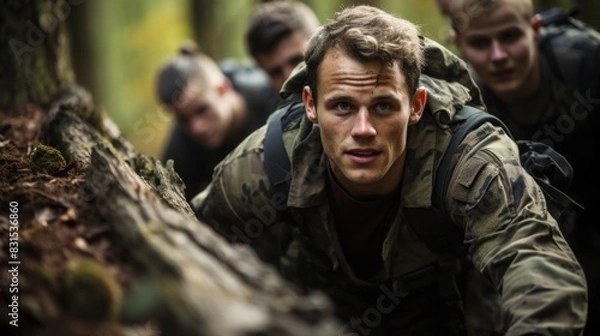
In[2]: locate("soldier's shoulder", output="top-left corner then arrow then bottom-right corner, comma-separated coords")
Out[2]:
217,125 -> 268,171
448,120 -> 519,185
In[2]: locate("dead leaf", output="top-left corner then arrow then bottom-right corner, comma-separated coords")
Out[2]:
35,207 -> 57,227
59,208 -> 78,223
74,237 -> 89,251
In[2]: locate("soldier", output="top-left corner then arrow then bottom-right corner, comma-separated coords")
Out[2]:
448,0 -> 600,334
245,0 -> 320,92
192,5 -> 587,335
156,40 -> 279,200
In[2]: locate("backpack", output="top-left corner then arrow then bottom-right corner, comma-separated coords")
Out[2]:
263,98 -> 585,256
538,7 -> 600,96
219,58 -> 281,120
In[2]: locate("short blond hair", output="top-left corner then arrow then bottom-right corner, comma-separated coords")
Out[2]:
448,0 -> 534,33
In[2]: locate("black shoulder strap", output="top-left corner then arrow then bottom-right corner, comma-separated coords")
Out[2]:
264,93 -> 306,201
264,92 -> 307,197
264,104 -> 292,199
263,96 -> 304,265
433,106 -> 511,218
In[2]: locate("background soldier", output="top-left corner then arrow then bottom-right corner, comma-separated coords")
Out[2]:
449,1 -> 600,333
245,0 -> 320,92
156,40 -> 279,200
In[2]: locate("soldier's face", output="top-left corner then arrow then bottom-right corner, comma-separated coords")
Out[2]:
255,31 -> 308,92
453,2 -> 541,101
172,81 -> 231,150
303,49 -> 426,198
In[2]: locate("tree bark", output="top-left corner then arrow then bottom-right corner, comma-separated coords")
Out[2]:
0,0 -> 77,109
66,0 -> 98,96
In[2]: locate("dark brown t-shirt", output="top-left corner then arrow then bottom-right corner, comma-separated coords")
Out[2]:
326,166 -> 400,280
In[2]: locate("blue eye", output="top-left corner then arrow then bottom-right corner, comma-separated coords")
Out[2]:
336,101 -> 352,111
375,102 -> 391,113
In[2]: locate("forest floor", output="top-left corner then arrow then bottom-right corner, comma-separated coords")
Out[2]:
0,106 -> 159,336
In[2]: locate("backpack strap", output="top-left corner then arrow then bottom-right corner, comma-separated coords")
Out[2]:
264,102 -> 293,198
433,105 -> 512,221
264,92 -> 306,202
263,94 -> 306,266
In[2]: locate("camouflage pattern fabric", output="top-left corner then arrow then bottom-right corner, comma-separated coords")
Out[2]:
478,23 -> 600,336
191,36 -> 587,335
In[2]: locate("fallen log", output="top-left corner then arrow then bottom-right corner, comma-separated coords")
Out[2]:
30,86 -> 341,335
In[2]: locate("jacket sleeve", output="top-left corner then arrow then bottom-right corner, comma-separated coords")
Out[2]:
447,123 -> 588,335
189,127 -> 289,266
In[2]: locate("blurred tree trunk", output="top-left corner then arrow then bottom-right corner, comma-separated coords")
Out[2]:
66,0 -> 98,97
0,0 -> 75,109
190,0 -> 258,59
190,0 -> 219,57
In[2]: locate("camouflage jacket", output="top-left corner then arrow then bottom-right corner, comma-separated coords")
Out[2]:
191,38 -> 587,335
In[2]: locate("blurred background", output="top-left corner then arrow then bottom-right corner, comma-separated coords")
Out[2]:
64,0 -> 597,158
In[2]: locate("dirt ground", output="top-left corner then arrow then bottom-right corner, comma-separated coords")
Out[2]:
0,106 -> 159,336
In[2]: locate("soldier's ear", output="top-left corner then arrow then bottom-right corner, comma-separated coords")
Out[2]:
409,88 -> 427,125
531,13 -> 542,40
217,77 -> 233,96
303,86 -> 318,124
